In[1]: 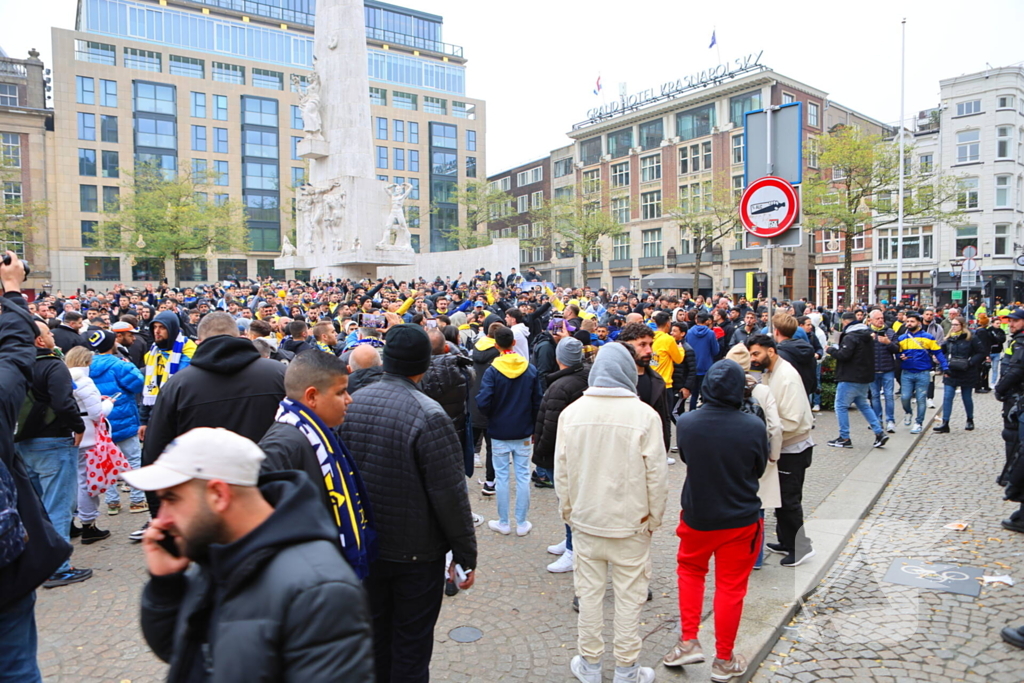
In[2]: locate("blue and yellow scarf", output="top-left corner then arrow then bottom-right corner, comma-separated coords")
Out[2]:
274,398 -> 376,579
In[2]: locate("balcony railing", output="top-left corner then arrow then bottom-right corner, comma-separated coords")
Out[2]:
0,59 -> 28,78
187,0 -> 315,26
245,206 -> 280,222
365,27 -> 463,59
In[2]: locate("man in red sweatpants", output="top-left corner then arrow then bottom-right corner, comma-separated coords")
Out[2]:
663,359 -> 767,682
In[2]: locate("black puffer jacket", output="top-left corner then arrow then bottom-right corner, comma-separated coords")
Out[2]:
339,374 -> 477,570
531,332 -> 558,391
777,338 -> 818,396
827,323 -> 876,384
532,364 -> 590,471
941,333 -> 986,388
469,339 -> 500,429
51,324 -> 88,355
140,471 -> 374,683
670,342 -> 698,395
16,348 -> 85,441
142,335 -> 286,466
348,366 -> 384,394
420,350 -> 472,435
868,326 -> 898,374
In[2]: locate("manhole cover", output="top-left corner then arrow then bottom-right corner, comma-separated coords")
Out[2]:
449,626 -> 483,643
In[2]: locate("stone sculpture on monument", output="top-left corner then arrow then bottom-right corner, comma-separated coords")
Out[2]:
275,0 -> 414,279
376,183 -> 415,251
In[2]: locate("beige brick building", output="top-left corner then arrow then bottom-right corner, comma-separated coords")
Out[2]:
0,47 -> 52,295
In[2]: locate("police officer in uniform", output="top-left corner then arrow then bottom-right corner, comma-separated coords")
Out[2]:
995,308 -> 1024,649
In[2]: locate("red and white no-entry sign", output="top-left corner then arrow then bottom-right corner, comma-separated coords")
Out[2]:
740,175 -> 800,238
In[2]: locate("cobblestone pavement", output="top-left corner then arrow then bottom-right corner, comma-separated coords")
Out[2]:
753,390 -> 1024,683
36,409 -> 876,682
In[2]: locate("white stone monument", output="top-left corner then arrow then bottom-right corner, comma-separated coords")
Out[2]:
275,0 -> 414,279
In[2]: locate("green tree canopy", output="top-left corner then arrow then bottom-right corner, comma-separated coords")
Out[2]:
97,163 -> 248,286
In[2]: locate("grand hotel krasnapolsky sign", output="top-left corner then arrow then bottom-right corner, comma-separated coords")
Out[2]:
577,51 -> 766,129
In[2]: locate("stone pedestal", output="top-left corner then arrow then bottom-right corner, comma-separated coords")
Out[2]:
298,138 -> 329,160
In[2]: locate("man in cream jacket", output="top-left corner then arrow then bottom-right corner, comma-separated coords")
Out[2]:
555,342 -> 668,683
745,334 -> 815,568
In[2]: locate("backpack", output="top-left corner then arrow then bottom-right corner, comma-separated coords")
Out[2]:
740,381 -> 767,425
0,459 -> 27,570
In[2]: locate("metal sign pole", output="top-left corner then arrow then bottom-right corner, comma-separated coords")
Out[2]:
766,106 -> 777,336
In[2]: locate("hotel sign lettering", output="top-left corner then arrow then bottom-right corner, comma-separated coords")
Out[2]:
580,51 -> 765,127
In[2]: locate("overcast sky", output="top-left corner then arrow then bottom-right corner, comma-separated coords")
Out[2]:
3,0 -> 1023,174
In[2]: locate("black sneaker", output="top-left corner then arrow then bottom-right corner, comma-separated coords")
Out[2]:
70,521 -> 82,539
530,470 -> 541,483
827,437 -> 853,449
965,421 -> 975,431
481,483 -> 496,497
933,423 -> 950,433
780,548 -> 816,567
765,542 -> 789,555
873,432 -> 890,448
43,567 -> 93,588
533,477 -> 554,489
572,595 -> 579,613
129,520 -> 150,542
444,578 -> 460,597
81,523 -> 111,545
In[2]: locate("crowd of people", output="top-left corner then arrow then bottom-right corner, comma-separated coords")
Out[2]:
2,252 -> 1024,682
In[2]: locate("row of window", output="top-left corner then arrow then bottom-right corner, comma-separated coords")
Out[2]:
375,146 -> 422,172
955,126 -> 1022,164
954,95 -> 1024,117
371,118 -> 425,144
80,255 -> 277,282
956,174 -> 1023,210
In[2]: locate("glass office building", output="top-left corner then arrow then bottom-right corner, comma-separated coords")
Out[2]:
49,0 -> 485,288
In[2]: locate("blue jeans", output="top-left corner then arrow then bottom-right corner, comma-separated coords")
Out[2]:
108,436 -> 146,505
991,353 -> 1001,385
942,383 -> 974,423
809,364 -> 821,408
17,437 -> 77,573
835,382 -> 882,439
0,591 -> 42,683
492,438 -> 532,526
901,370 -> 930,425
533,466 -> 552,481
869,371 -> 896,423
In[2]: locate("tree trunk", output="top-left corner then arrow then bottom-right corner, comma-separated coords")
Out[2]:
843,232 -> 854,308
693,239 -> 702,297
581,254 -> 588,290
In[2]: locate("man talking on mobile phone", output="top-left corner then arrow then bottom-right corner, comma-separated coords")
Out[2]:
127,427 -> 374,681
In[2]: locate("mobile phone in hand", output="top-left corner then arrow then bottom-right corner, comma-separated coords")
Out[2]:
157,531 -> 181,558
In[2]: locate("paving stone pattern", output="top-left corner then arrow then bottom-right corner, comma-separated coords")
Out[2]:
754,392 -> 1024,683
36,410 -> 868,682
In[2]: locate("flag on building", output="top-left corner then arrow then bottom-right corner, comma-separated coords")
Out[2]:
709,30 -> 716,49
593,76 -> 602,96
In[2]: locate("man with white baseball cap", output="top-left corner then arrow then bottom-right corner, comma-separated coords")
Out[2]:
131,427 -> 374,681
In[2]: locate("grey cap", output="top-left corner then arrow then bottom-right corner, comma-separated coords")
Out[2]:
556,337 -> 583,367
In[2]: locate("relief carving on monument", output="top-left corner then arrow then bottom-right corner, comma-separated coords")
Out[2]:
297,181 -> 343,253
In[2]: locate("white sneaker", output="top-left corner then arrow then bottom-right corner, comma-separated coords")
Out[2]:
811,404 -> 821,412
911,423 -> 922,434
903,415 -> 912,426
488,520 -> 511,535
571,655 -> 602,683
886,421 -> 896,434
516,521 -> 533,536
473,454 -> 482,468
613,663 -> 656,683
927,399 -> 936,409
670,445 -> 679,453
667,457 -> 676,465
547,550 -> 574,573
547,539 -> 567,555
471,513 -> 484,527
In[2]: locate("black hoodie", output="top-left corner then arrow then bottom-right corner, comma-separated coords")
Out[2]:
142,335 -> 286,468
140,471 -> 374,683
676,360 -> 767,531
777,337 -> 818,396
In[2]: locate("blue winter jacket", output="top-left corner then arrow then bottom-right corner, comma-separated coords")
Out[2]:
89,354 -> 145,443
476,352 -> 543,441
688,324 -> 720,376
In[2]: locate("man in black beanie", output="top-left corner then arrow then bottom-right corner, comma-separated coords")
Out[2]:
339,323 -> 477,683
